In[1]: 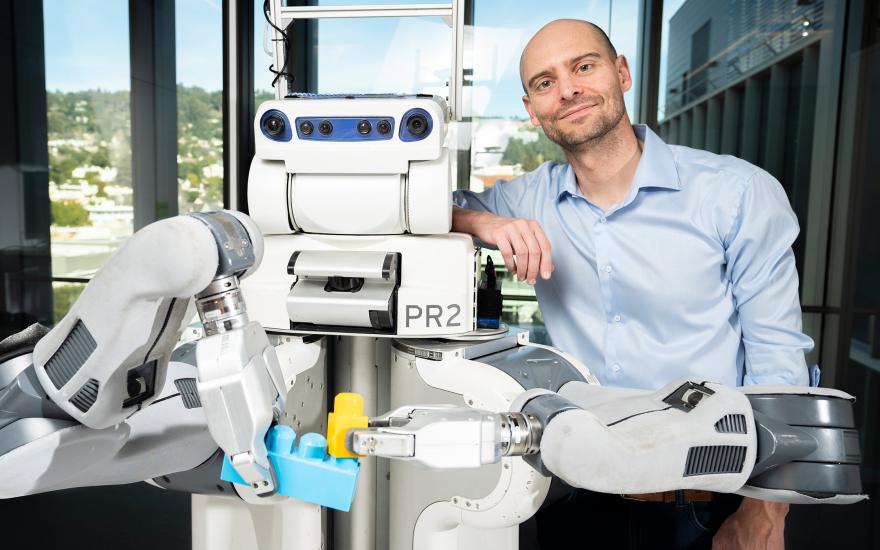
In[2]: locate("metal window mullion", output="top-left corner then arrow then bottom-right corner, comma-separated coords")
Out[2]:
448,0 -> 464,121
270,0 -> 285,100
278,4 -> 453,20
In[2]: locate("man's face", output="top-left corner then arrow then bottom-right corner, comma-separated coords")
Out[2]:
520,22 -> 631,151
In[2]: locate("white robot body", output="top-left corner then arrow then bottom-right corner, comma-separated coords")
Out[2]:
242,232 -> 477,337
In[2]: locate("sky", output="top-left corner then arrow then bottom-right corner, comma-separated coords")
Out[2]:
43,0 -> 678,119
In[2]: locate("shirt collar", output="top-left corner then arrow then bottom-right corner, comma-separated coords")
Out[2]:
557,123 -> 681,200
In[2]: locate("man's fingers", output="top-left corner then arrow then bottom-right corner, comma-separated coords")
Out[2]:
509,231 -> 530,281
495,235 -> 517,274
532,224 -> 554,279
520,231 -> 542,284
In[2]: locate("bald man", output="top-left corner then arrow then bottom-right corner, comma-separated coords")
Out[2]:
453,19 -> 810,550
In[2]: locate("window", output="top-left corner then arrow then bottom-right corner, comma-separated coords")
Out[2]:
44,0 -> 132,321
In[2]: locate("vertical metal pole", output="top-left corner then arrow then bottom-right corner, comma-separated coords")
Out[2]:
679,109 -> 692,146
668,116 -> 679,144
691,103 -> 706,150
635,0 -> 663,129
720,87 -> 742,155
705,95 -> 722,153
739,76 -> 763,165
333,336 -> 378,550
449,0 -> 466,121
763,63 -> 790,182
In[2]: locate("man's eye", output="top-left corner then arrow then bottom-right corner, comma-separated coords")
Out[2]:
537,80 -> 551,89
578,63 -> 592,72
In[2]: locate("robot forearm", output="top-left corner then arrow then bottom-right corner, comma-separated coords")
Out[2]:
348,379 -> 864,504
0,211 -> 287,498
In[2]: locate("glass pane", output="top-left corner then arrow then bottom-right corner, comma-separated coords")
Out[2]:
314,16 -> 451,96
44,0 -> 132,280
176,0 -> 225,214
254,4 -> 452,97
469,0 -> 642,340
52,282 -> 86,324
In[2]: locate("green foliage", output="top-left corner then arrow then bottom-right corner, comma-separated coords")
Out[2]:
51,200 -> 91,227
53,284 -> 86,324
501,129 -> 567,172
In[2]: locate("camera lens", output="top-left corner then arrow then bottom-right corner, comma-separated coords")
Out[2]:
318,120 -> 333,135
406,114 -> 428,136
357,120 -> 372,135
376,120 -> 392,135
264,114 -> 285,136
299,120 -> 314,135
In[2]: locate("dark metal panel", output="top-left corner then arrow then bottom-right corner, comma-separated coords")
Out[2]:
129,0 -> 178,229
222,0 -> 255,213
635,0 -> 663,130
0,0 -> 52,337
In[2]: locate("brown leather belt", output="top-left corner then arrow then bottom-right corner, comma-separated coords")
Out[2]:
622,490 -> 713,503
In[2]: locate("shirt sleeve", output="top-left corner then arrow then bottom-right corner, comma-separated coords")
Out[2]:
452,167 -> 545,220
723,170 -> 813,386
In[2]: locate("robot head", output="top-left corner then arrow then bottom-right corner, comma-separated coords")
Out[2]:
248,95 -> 453,236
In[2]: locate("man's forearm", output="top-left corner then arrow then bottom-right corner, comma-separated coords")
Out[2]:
452,205 -> 491,235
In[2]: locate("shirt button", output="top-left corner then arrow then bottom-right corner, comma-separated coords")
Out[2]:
611,363 -> 621,372
604,264 -> 612,273
599,217 -> 607,223
613,314 -> 621,323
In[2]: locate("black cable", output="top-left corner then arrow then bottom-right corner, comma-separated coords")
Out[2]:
149,393 -> 182,407
263,0 -> 295,90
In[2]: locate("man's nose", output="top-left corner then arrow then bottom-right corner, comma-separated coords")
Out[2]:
558,74 -> 581,101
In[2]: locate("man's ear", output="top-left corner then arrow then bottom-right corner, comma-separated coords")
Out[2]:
522,94 -> 541,127
616,55 -> 633,93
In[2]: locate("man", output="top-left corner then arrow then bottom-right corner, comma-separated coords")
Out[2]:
453,19 -> 812,550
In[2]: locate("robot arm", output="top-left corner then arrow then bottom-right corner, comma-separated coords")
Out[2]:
346,379 -> 865,504
1,211 -> 288,497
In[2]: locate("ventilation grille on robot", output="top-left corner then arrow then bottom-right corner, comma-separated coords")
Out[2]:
714,414 -> 748,434
69,378 -> 99,413
684,445 -> 747,476
45,319 -> 97,389
175,378 -> 202,409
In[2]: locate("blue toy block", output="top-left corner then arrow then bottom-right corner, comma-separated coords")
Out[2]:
220,425 -> 360,512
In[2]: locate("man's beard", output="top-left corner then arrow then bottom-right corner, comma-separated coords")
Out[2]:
541,92 -> 626,152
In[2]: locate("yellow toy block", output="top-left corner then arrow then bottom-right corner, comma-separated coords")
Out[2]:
327,392 -> 368,458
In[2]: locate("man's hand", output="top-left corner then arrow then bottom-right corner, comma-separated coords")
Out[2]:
452,207 -> 553,284
712,497 -> 788,550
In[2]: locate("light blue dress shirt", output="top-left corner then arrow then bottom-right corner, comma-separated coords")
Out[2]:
454,124 -> 812,389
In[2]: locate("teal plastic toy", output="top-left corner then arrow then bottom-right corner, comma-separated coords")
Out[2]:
220,425 -> 360,511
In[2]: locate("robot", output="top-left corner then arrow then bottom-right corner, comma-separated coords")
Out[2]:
0,95 -> 865,550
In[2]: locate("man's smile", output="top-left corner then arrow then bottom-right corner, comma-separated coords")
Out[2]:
559,102 -> 598,120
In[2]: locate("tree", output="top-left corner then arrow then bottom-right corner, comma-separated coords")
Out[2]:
51,200 -> 91,227
53,283 -> 85,323
501,129 -> 567,172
